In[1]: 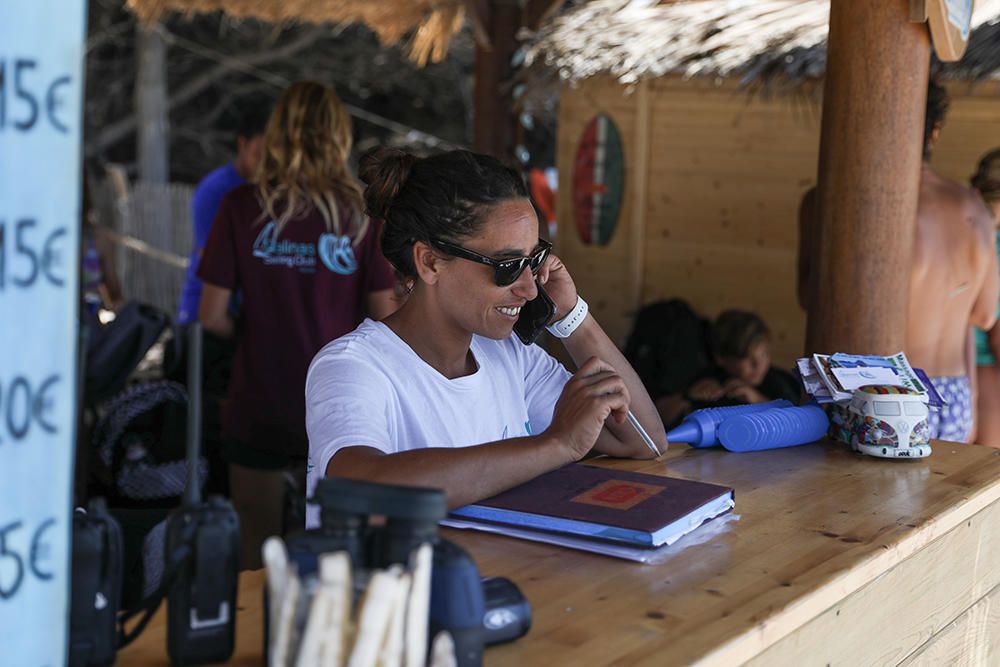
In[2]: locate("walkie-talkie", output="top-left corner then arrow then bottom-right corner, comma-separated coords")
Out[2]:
69,498 -> 123,667
165,323 -> 240,665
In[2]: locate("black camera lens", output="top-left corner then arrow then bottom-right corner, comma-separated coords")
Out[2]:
369,483 -> 446,568
284,511 -> 367,576
284,477 -> 373,574
312,477 -> 446,569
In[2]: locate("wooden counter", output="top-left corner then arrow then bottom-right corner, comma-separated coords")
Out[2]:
118,438 -> 1000,666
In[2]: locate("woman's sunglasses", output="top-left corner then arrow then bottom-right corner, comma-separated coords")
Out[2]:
429,237 -> 553,287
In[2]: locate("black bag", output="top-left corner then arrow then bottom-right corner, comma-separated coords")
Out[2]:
69,498 -> 123,667
83,301 -> 180,404
165,323 -> 240,666
92,380 -> 207,507
165,497 -> 240,665
624,299 -> 712,400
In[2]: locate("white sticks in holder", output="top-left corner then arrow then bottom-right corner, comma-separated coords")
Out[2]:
262,537 -> 455,667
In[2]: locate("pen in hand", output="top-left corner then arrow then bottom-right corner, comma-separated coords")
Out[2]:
626,410 -> 661,457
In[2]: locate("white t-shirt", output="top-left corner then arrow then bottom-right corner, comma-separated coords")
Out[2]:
304,319 -> 572,527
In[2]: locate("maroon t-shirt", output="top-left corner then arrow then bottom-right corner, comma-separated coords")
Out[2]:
198,185 -> 395,459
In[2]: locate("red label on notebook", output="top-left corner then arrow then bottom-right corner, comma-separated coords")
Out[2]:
571,479 -> 665,510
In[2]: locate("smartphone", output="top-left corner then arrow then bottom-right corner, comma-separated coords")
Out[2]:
513,282 -> 556,345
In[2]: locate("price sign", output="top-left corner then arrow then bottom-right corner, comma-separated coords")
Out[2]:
0,2 -> 87,665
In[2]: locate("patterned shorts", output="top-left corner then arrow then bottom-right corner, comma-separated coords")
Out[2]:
927,375 -> 972,443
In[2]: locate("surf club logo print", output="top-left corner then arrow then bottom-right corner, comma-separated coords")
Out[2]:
318,233 -> 358,275
252,221 -> 316,271
251,221 -> 358,275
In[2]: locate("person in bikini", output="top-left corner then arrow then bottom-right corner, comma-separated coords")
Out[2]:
970,149 -> 1000,446
902,81 -> 997,442
798,80 -> 998,442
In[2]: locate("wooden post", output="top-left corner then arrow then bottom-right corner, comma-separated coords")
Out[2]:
471,0 -> 562,159
805,0 -> 930,355
473,1 -> 520,158
135,22 -> 170,184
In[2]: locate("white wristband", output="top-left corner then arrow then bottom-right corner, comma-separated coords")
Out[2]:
546,295 -> 588,339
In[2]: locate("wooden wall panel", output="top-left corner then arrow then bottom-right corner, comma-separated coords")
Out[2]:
932,83 -> 1000,185
641,243 -> 801,356
640,79 -> 819,366
901,581 -> 1000,666
745,498 -> 1000,667
555,77 -> 1000,368
555,77 -> 640,347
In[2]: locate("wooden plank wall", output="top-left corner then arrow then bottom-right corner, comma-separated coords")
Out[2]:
555,76 -> 1000,368
555,77 -> 641,348
639,77 -> 816,367
932,81 -> 1000,191
746,498 -> 1000,666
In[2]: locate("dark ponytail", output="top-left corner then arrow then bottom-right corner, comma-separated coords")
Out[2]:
358,147 -> 418,219
359,148 -> 529,278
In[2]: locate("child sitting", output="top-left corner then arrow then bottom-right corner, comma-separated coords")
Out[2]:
684,310 -> 800,411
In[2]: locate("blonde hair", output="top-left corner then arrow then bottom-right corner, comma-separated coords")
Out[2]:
256,81 -> 368,243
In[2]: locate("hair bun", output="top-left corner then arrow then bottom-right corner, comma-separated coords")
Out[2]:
359,147 -> 418,219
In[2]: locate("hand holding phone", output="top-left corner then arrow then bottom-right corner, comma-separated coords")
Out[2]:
513,282 -> 556,345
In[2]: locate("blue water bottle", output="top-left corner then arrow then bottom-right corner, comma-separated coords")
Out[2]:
667,400 -> 794,448
717,404 -> 829,452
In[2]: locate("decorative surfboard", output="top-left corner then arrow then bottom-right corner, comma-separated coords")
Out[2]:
573,114 -> 625,246
911,0 -> 973,61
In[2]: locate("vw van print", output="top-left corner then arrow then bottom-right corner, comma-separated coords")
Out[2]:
847,385 -> 931,459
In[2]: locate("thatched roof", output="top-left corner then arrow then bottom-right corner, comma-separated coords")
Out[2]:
125,0 -> 465,65
521,0 -> 1000,88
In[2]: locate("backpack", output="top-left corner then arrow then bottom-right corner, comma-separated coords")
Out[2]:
84,301 -> 181,405
624,299 -> 712,400
91,380 -> 207,507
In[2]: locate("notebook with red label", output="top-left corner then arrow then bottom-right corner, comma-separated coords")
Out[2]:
449,463 -> 734,547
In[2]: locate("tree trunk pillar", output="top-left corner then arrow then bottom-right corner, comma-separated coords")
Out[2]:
805,0 -> 930,355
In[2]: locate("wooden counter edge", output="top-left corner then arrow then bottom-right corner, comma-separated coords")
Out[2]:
696,456 -> 1000,666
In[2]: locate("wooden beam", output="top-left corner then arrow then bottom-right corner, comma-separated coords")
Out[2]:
135,23 -> 170,184
473,0 -> 520,158
523,0 -> 563,31
805,0 -> 930,355
464,0 -> 492,50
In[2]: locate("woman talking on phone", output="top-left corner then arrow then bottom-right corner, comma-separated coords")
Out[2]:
305,149 -> 667,524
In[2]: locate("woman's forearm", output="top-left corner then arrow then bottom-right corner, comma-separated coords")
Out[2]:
327,434 -> 573,508
201,310 -> 235,338
560,314 -> 668,456
198,283 -> 236,338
